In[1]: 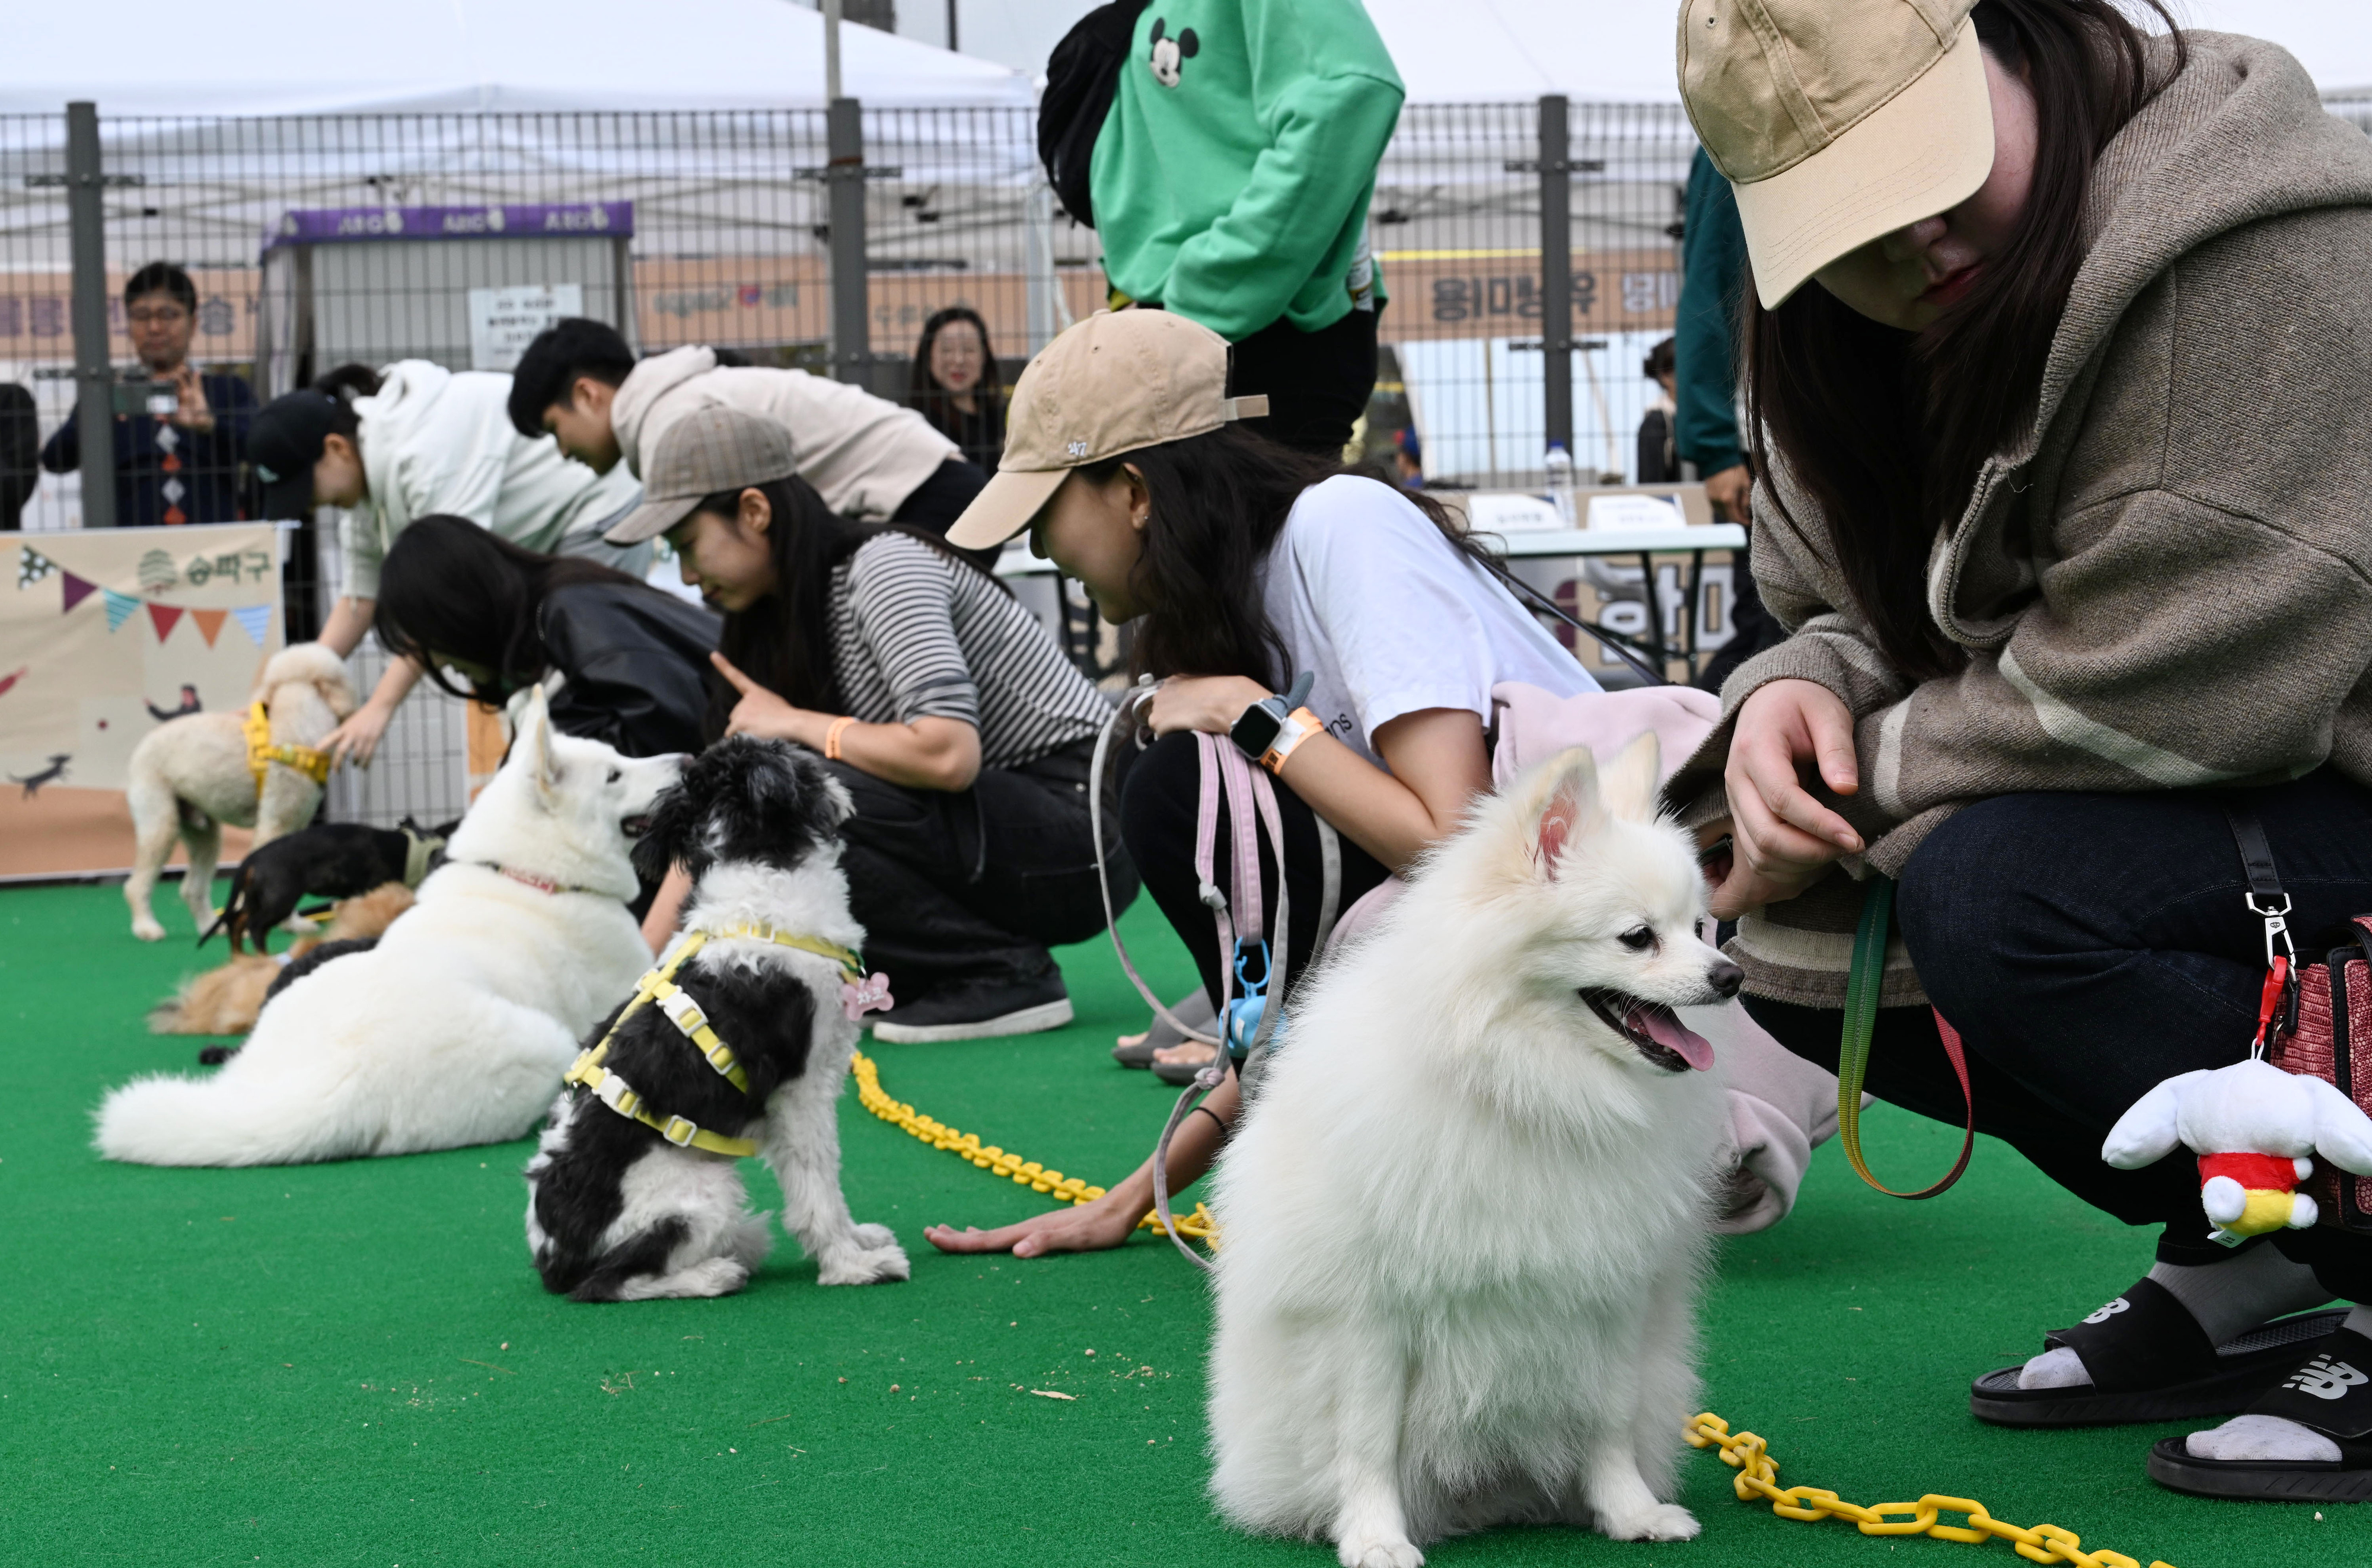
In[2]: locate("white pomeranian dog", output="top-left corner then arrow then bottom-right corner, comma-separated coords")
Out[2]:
1207,737 -> 1737,1564
95,690 -> 680,1166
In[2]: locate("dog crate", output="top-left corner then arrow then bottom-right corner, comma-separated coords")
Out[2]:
256,201 -> 636,394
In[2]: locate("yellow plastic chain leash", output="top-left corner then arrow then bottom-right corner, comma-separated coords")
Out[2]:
243,700 -> 331,795
1686,1413 -> 2175,1568
850,1050 -> 1216,1244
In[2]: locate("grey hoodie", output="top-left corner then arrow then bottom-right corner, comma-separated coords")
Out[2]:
1666,33 -> 2372,1008
609,347 -> 958,522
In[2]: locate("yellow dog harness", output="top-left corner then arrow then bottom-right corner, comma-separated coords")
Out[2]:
562,924 -> 873,1159
243,700 -> 331,797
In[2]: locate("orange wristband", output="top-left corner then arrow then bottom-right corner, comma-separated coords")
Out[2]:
1260,707 -> 1322,774
824,716 -> 856,761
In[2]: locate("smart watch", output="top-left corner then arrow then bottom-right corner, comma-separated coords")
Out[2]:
1230,672 -> 1316,762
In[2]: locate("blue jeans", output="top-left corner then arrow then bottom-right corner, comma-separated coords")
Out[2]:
1745,769 -> 2372,1301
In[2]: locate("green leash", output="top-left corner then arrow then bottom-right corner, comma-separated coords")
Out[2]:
1835,876 -> 1975,1199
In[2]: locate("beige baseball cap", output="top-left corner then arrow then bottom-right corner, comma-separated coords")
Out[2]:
1678,0 -> 1995,309
943,309 -> 1267,553
604,406 -> 798,544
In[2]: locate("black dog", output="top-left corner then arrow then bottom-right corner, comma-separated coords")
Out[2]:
208,818 -> 452,951
524,737 -> 908,1302
11,753 -> 69,798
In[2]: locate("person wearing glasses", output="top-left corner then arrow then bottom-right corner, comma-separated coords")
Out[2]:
39,261 -> 256,526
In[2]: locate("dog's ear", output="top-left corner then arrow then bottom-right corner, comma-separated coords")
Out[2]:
632,767 -> 702,883
1526,748 -> 1603,880
516,685 -> 560,800
314,670 -> 360,721
1598,730 -> 1661,824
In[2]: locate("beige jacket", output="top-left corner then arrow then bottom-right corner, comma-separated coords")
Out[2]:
610,347 -> 959,522
1666,34 -> 2372,1009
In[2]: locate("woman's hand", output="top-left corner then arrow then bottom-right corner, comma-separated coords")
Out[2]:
324,701 -> 394,768
711,651 -> 811,743
1145,675 -> 1270,738
1713,678 -> 1863,919
923,1188 -> 1147,1260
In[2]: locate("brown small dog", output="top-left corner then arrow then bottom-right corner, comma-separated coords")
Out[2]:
150,883 -> 415,1038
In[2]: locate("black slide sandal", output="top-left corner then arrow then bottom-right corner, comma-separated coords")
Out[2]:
1970,1277 -> 2347,1428
2148,1327 -> 2372,1502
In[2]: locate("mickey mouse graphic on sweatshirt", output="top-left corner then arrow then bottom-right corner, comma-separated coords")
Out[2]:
1091,0 -> 1403,343
1148,17 -> 1197,87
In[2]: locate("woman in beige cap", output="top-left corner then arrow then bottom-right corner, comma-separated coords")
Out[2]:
920,306 -> 1599,1262
1663,0 -> 2372,1496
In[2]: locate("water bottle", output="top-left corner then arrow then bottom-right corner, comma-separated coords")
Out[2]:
1544,442 -> 1577,528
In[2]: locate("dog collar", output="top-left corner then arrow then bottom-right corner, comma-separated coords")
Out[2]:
243,700 -> 331,796
458,861 -> 604,897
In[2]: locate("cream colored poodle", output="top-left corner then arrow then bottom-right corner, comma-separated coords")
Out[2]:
124,643 -> 357,941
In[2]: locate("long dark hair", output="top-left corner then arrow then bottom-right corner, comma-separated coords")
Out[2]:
374,515 -> 648,703
1746,0 -> 2178,680
907,307 -> 1003,436
1088,423 -> 1488,686
703,475 -> 1000,742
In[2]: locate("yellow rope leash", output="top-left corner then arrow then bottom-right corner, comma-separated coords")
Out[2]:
849,1050 -> 1216,1244
1685,1413 -> 2176,1568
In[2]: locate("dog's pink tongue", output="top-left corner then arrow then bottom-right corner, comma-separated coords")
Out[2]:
1638,1005 -> 1714,1071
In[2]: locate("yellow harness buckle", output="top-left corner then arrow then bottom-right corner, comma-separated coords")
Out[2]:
243,700 -> 332,796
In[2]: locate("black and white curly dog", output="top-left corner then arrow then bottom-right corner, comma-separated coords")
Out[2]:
525,737 -> 910,1301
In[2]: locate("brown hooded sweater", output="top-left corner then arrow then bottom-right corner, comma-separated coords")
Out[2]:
1665,33 -> 2372,1010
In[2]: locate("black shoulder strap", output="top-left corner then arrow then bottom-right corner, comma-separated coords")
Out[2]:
2224,802 -> 2288,906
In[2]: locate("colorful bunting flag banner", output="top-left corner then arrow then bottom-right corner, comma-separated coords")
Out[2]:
103,588 -> 140,632
60,571 -> 97,614
231,605 -> 273,647
191,608 -> 227,647
17,545 -> 56,590
147,603 -> 184,641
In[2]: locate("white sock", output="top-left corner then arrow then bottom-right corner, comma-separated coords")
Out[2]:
2186,1412 -> 2342,1462
2017,1247 -> 2331,1390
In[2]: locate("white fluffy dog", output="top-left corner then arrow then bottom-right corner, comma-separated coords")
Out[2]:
95,690 -> 680,1166
1207,739 -> 1737,1563
123,641 -> 358,941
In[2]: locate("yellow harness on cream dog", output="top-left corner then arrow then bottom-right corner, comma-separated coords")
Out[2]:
243,700 -> 332,797
562,924 -> 871,1159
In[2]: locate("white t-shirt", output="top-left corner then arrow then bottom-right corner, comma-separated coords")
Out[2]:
1255,474 -> 1599,767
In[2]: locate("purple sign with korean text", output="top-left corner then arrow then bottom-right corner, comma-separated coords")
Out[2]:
262,202 -> 634,254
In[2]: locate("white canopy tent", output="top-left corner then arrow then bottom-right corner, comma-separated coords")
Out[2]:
1359,0 -> 2372,104
2,0 -> 1034,116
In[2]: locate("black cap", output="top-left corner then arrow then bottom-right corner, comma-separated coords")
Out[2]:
248,390 -> 340,520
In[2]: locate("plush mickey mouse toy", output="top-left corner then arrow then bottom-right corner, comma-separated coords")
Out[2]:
1149,18 -> 1198,88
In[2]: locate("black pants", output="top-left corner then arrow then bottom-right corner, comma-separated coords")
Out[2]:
831,736 -> 1137,998
1120,730 -> 1392,1009
1226,306 -> 1381,458
1745,771 -> 2372,1300
890,458 -> 997,568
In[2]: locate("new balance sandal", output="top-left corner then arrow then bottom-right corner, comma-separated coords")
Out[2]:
1114,989 -> 1216,1068
1969,1276 -> 2347,1428
2148,1327 -> 2372,1502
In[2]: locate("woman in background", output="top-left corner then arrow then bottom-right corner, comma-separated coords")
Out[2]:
1635,336 -> 1679,484
373,516 -> 716,760
908,308 -> 1006,474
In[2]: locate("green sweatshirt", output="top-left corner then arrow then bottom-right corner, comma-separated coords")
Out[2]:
1089,0 -> 1404,341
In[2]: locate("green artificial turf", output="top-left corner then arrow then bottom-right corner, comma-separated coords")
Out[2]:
1,882 -> 2361,1566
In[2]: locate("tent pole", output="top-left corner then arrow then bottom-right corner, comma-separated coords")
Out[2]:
827,97 -> 871,389
823,0 -> 844,103
1538,94 -> 1573,476
65,100 -> 117,529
